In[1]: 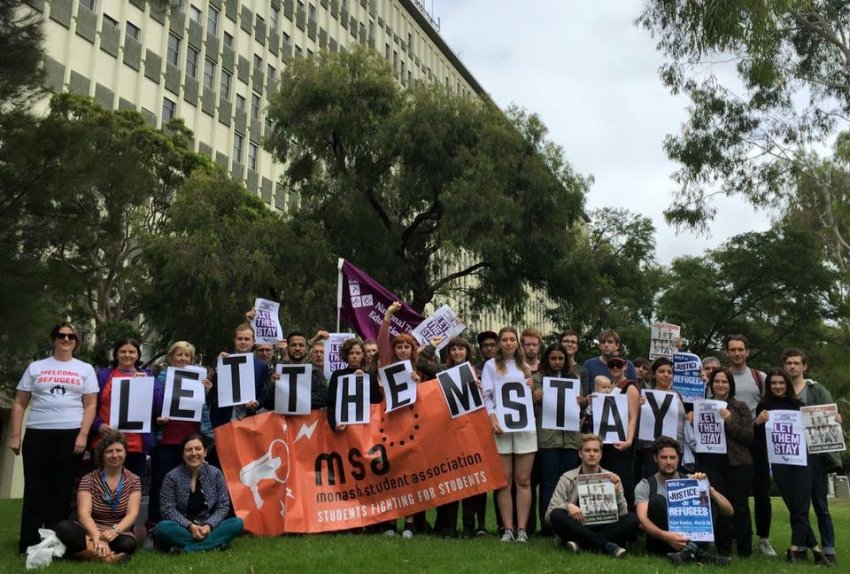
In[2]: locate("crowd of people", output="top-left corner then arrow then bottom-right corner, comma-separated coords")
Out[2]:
7,312 -> 844,566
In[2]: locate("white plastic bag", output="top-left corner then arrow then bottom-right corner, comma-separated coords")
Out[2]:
25,528 -> 66,570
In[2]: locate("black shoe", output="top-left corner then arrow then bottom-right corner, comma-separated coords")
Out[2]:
605,542 -> 626,558
787,548 -> 808,563
812,550 -> 833,567
668,542 -> 698,566
460,529 -> 473,539
168,546 -> 184,556
475,529 -> 488,537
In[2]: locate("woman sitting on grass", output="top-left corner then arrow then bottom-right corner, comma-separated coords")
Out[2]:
54,431 -> 141,564
155,433 -> 244,553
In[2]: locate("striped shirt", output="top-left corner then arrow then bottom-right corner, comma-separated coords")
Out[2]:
79,468 -> 141,531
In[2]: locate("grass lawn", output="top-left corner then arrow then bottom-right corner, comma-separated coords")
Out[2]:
1,497 -> 848,573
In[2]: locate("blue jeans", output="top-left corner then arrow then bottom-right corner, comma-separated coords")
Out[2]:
155,518 -> 244,552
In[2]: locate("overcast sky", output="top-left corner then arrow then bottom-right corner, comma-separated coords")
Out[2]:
434,0 -> 771,264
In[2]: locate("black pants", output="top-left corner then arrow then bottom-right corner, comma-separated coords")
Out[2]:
19,428 -> 81,554
810,455 -> 835,553
549,508 -> 638,552
148,444 -> 183,524
601,444 -> 635,512
701,458 -> 753,557
461,493 -> 486,532
751,447 -> 772,538
434,501 -> 459,535
535,448 -> 580,534
772,464 -> 818,548
54,520 -> 137,555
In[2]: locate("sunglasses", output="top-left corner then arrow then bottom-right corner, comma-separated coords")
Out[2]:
607,362 -> 625,369
55,333 -> 78,341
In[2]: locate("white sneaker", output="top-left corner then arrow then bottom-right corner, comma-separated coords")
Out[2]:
401,528 -> 414,539
500,529 -> 515,542
758,539 -> 777,558
516,529 -> 528,543
383,529 -> 397,537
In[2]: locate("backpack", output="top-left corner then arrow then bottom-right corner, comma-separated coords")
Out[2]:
750,368 -> 763,393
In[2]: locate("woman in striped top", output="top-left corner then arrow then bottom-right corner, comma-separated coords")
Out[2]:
55,431 -> 141,564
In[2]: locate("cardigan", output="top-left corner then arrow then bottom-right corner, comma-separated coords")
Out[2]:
160,463 -> 230,529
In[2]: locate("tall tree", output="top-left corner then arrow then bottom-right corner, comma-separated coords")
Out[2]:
265,47 -> 589,315
655,220 -> 838,365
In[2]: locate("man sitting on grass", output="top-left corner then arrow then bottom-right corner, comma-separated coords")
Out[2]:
545,434 -> 639,558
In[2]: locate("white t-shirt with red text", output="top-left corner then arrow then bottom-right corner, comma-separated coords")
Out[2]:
17,357 -> 98,429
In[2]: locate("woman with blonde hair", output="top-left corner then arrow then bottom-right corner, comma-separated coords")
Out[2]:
481,327 -> 535,542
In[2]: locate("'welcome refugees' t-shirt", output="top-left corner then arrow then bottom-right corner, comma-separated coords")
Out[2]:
17,357 -> 98,429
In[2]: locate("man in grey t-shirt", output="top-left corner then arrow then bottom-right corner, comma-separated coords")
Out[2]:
725,333 -> 774,557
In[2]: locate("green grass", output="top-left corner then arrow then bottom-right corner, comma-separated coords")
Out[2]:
1,497 -> 849,573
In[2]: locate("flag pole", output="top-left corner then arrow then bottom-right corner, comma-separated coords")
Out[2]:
336,258 -> 344,331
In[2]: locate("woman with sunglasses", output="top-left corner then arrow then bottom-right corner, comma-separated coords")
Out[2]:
8,323 -> 99,554
599,354 -> 640,511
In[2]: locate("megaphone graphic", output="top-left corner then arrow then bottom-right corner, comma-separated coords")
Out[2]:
239,438 -> 290,509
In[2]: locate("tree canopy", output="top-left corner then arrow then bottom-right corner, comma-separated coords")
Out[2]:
265,46 -> 590,317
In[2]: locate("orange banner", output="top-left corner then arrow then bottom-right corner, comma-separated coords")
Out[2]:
214,378 -> 507,534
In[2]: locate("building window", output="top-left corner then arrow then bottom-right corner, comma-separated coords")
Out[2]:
308,3 -> 316,22
236,93 -> 246,110
251,93 -> 260,119
267,64 -> 276,81
167,34 -> 181,66
162,97 -> 176,121
233,132 -> 244,163
79,0 -> 96,11
125,22 -> 141,42
208,6 -> 219,35
203,58 -> 216,90
270,7 -> 279,32
248,142 -> 258,171
103,14 -> 118,28
220,70 -> 232,100
189,4 -> 202,24
283,32 -> 291,46
224,31 -> 234,48
253,54 -> 262,70
385,43 -> 390,60
186,46 -> 199,78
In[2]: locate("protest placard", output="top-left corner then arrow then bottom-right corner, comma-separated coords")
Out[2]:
161,366 -> 207,422
638,389 -> 679,442
379,360 -> 417,412
666,478 -> 714,542
650,323 -> 680,359
592,394 -> 629,444
323,333 -> 351,380
437,362 -> 484,419
577,474 -> 618,525
694,400 -> 727,454
494,379 -> 535,433
216,353 -> 256,408
540,377 -> 581,431
109,376 -> 154,433
673,352 -> 704,403
766,410 -> 808,466
334,373 -> 372,425
252,298 -> 284,344
411,305 -> 466,351
273,364 -> 313,415
801,404 -> 845,454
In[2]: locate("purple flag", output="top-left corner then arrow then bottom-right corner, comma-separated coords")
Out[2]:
338,259 -> 424,340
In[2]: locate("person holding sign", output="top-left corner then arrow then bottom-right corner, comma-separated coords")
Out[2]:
9,322 -> 99,554
754,369 -> 832,565
634,437 -> 732,565
155,434 -> 244,554
209,324 -> 269,428
482,327 -> 535,543
532,343 -> 583,534
326,338 -> 383,430
635,358 -> 687,480
784,348 -> 841,565
598,355 -> 640,511
150,341 -> 212,526
261,332 -> 328,412
54,431 -> 141,564
90,338 -> 157,478
545,434 -> 638,558
698,367 -> 754,558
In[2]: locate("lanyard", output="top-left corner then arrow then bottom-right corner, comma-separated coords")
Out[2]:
101,469 -> 125,514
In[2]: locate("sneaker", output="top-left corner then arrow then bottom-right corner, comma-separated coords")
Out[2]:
605,542 -> 625,558
824,554 -> 837,566
141,535 -> 156,552
460,529 -> 473,539
812,550 -> 833,568
759,539 -> 778,558
565,540 -> 580,554
475,529 -> 488,537
695,548 -> 731,566
500,529 -> 515,542
383,528 -> 397,538
401,528 -> 414,539
668,542 -> 698,566
168,546 -> 184,556
516,529 -> 528,543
